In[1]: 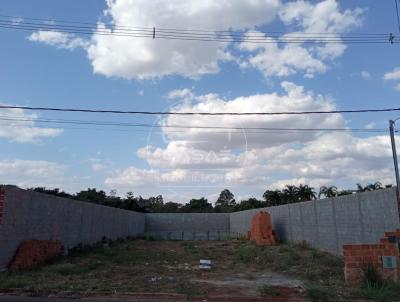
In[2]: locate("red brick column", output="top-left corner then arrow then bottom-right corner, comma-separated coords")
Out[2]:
0,187 -> 4,224
343,229 -> 400,285
248,211 -> 276,246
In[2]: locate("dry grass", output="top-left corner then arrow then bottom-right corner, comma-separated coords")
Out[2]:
0,238 -> 356,299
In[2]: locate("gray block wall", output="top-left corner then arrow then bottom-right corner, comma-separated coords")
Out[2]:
145,213 -> 230,240
1,186 -> 399,269
230,188 -> 400,254
0,186 -> 145,269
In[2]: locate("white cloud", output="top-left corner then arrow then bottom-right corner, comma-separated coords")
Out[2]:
239,33 -> 327,77
85,0 -> 280,80
206,132 -> 395,190
137,141 -> 242,169
279,0 -> 363,33
383,67 -> 400,91
167,88 -> 195,101
365,122 -> 375,129
0,106 -> 63,142
361,71 -> 371,79
261,133 -> 395,187
384,67 -> 400,81
0,159 -> 66,188
239,0 -> 363,78
28,31 -> 88,50
105,167 -> 189,187
154,81 -> 344,151
106,130 -> 397,200
104,80 -> 396,201
27,0 -> 363,80
91,163 -> 108,172
11,17 -> 24,25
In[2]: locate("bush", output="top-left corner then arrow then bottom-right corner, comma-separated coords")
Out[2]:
305,284 -> 330,302
361,263 -> 384,288
294,240 -> 312,250
258,284 -> 281,296
360,281 -> 390,301
359,264 -> 400,301
235,245 -> 257,263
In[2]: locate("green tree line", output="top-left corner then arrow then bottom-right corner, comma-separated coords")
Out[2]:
27,181 -> 390,213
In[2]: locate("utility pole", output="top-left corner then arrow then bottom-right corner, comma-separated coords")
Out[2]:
389,120 -> 400,207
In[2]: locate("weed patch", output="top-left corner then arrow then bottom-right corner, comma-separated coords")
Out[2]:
305,284 -> 330,302
258,284 -> 281,296
235,244 -> 257,263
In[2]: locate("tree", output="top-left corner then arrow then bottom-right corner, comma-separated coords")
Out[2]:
74,188 -> 107,204
29,187 -> 72,198
215,189 -> 235,207
282,185 -> 299,203
366,182 -> 383,191
183,198 -> 213,212
105,189 -> 122,208
148,195 -> 165,212
234,198 -> 265,211
318,186 -> 338,198
356,183 -> 367,192
160,202 -> 182,213
297,184 -> 316,201
122,192 -> 142,212
357,182 -> 383,193
262,190 -> 282,206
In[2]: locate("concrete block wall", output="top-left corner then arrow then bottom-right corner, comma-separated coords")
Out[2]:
145,213 -> 230,240
0,186 -> 145,269
1,186 -> 399,268
230,188 -> 400,254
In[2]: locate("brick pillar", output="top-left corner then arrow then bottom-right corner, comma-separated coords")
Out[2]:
248,211 -> 276,246
343,229 -> 400,285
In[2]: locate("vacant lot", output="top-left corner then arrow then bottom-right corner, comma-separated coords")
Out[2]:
0,238 -> 398,301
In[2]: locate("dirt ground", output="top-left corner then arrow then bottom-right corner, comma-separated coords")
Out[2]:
0,238 -> 387,301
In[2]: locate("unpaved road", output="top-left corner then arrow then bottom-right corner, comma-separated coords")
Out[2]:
0,297 -> 180,302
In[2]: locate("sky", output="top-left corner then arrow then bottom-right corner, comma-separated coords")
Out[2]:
0,0 -> 400,203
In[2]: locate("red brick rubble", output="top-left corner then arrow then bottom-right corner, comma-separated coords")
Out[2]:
9,240 -> 63,270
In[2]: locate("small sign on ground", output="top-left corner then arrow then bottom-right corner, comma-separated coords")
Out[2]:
199,259 -> 211,270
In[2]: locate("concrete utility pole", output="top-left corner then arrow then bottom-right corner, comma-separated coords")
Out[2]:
389,120 -> 400,205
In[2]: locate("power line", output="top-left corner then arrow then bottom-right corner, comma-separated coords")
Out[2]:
0,15 -> 397,44
0,22 -> 391,44
0,14 -> 389,35
0,19 -> 387,40
0,115 -> 388,133
1,104 -> 400,116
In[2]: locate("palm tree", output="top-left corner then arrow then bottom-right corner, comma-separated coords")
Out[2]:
368,181 -> 383,190
357,182 -> 383,192
282,185 -> 299,203
318,186 -> 338,198
263,190 -> 282,206
297,184 -> 317,201
356,183 -> 366,192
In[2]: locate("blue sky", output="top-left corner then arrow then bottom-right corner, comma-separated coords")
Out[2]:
0,0 -> 400,203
